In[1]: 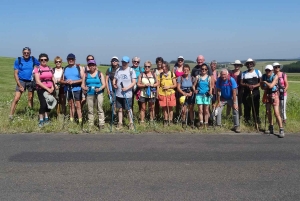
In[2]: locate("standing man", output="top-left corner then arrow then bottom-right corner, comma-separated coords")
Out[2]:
9,47 -> 40,120
131,56 -> 144,114
60,53 -> 84,124
215,69 -> 241,133
113,56 -> 137,130
191,55 -> 212,78
240,58 -> 262,124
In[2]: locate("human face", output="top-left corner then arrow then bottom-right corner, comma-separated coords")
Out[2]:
39,57 -> 48,66
265,69 -> 272,76
273,65 -> 280,73
23,50 -> 31,59
162,64 -> 168,73
234,64 -> 242,70
157,61 -> 163,68
201,66 -> 208,75
196,56 -> 205,65
220,71 -> 228,81
111,59 -> 119,67
67,58 -> 75,65
88,64 -> 97,73
55,59 -> 62,68
177,59 -> 184,65
144,64 -> 151,72
132,59 -> 140,67
246,62 -> 254,69
122,61 -> 129,68
211,63 -> 217,70
183,67 -> 190,76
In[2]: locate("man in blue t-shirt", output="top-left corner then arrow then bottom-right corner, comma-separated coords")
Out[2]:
215,69 -> 240,133
9,47 -> 40,119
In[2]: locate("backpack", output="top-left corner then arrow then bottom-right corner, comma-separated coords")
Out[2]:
159,71 -> 175,86
242,69 -> 260,79
18,56 -> 36,68
217,76 -> 232,89
262,73 -> 278,92
33,66 -> 54,86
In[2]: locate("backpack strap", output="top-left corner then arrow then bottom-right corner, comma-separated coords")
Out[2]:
18,57 -> 22,66
255,69 -> 260,77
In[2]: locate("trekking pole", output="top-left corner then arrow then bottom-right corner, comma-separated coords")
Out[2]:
185,103 -> 188,130
108,79 -> 114,132
62,89 -> 69,129
250,90 -> 259,131
120,82 -> 136,131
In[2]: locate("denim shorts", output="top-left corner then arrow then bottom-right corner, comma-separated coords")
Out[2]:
116,97 -> 132,110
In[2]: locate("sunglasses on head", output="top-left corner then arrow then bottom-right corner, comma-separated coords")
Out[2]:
133,61 -> 140,63
40,59 -> 48,62
55,61 -> 62,63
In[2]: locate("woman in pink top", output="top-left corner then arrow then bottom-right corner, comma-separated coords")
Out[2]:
34,53 -> 55,127
273,62 -> 289,124
173,56 -> 185,117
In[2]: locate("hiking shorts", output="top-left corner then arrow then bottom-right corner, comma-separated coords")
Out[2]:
16,80 -> 35,92
66,90 -> 82,101
116,97 -> 132,110
139,96 -> 156,103
195,94 -> 211,105
158,93 -> 176,107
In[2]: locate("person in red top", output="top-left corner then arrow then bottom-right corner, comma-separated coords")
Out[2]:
34,53 -> 55,127
227,60 -> 243,118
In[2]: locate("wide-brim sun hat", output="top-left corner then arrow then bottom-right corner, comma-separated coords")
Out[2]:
231,60 -> 243,65
43,92 -> 57,110
244,58 -> 256,66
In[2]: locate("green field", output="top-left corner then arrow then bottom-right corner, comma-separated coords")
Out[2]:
1,57 -> 300,134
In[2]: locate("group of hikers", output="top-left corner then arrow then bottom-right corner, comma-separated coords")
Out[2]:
9,47 -> 289,138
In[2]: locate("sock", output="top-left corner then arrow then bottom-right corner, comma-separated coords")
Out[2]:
45,117 -> 49,122
79,118 -> 82,123
70,118 -> 74,122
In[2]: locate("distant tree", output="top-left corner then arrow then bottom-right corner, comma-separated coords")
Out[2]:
282,61 -> 300,73
170,60 -> 195,64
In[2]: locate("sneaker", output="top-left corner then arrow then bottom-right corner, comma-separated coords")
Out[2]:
128,123 -> 134,130
9,115 -> 13,121
116,123 -> 123,130
234,126 -> 241,133
279,128 -> 285,138
44,118 -> 50,125
38,121 -> 44,128
265,125 -> 274,134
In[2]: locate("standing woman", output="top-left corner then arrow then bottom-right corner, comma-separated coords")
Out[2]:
153,57 -> 164,120
157,61 -> 177,126
81,55 -> 95,106
53,56 -> 65,115
173,56 -> 185,117
81,60 -> 106,129
34,53 -> 55,127
193,64 -> 213,129
273,62 -> 288,124
137,61 -> 158,124
177,64 -> 194,128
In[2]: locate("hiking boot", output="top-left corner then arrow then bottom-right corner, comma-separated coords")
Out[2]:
279,128 -> 285,138
190,121 -> 195,129
265,125 -> 274,134
182,121 -> 186,129
163,120 -> 168,127
234,126 -> 241,133
128,123 -> 134,130
116,123 -> 123,130
99,124 -> 105,130
38,121 -> 44,128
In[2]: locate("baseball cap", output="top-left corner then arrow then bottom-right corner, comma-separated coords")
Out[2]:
121,56 -> 130,63
272,62 -> 281,67
265,65 -> 273,71
67,53 -> 76,59
178,56 -> 184,60
87,60 -> 96,65
111,56 -> 119,61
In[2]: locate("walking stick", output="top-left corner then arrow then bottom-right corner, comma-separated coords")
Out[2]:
120,82 -> 136,131
250,90 -> 259,131
62,89 -> 68,129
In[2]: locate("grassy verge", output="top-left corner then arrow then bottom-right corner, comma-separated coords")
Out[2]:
1,57 -> 299,134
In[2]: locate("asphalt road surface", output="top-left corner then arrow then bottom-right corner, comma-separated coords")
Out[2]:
0,133 -> 300,201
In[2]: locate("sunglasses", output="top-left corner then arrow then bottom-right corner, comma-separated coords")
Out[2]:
144,66 -> 151,68
274,66 -> 280,69
133,61 -> 140,63
23,52 -> 30,55
178,59 -> 184,62
40,59 -> 48,62
111,60 -> 118,62
265,69 -> 271,72
67,58 -> 75,61
247,63 -> 254,65
87,58 -> 94,61
55,61 -> 62,63
234,64 -> 242,67
201,68 -> 208,71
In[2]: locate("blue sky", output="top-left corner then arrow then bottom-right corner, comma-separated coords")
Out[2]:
1,0 -> 299,64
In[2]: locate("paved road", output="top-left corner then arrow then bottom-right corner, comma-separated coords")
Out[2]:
0,133 -> 300,201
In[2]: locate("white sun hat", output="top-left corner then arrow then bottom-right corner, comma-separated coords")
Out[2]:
231,60 -> 243,65
265,64 -> 273,71
244,58 -> 256,66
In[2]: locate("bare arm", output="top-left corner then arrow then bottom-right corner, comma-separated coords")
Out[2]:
100,72 -> 106,90
284,74 -> 289,91
264,75 -> 278,89
137,74 -> 144,88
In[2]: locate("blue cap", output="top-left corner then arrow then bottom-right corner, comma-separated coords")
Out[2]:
121,56 -> 130,63
67,53 -> 76,59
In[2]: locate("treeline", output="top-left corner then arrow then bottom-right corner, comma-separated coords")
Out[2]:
170,60 -> 195,64
282,61 -> 300,73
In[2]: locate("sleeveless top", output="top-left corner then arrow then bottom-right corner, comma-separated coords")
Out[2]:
140,73 -> 156,98
197,75 -> 210,95
86,72 -> 103,96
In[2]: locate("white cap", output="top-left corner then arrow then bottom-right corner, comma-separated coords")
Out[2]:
231,60 -> 243,65
111,56 -> 119,61
178,56 -> 184,59
265,64 -> 273,71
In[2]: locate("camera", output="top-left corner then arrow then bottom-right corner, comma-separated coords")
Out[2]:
183,88 -> 191,93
